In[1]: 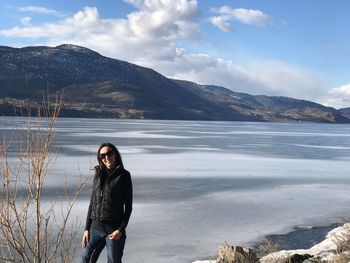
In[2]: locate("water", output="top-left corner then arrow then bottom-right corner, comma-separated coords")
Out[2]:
2,117 -> 350,262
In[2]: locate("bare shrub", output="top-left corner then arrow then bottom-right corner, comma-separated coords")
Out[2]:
0,93 -> 86,263
329,253 -> 350,263
327,223 -> 350,263
333,224 -> 350,254
255,237 -> 280,259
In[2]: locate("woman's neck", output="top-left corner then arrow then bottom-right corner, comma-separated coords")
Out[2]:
106,164 -> 119,174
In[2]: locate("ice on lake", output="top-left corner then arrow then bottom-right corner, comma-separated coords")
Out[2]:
1,117 -> 350,263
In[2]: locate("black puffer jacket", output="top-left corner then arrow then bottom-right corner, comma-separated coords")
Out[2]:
85,165 -> 133,233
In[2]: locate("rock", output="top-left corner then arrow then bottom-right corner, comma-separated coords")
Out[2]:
285,253 -> 312,263
192,261 -> 216,263
301,258 -> 320,263
217,245 -> 257,263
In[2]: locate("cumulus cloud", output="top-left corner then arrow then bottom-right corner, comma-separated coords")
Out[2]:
18,6 -> 65,17
323,84 -> 350,109
0,1 -> 200,64
0,0 -> 324,103
1,1 -> 202,61
209,6 -> 278,31
156,54 -> 327,100
208,15 -> 233,32
249,61 -> 327,100
0,7 -> 96,38
125,0 -> 200,40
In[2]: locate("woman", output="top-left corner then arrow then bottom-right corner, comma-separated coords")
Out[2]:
82,143 -> 133,263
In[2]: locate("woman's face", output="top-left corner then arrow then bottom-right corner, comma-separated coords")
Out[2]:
99,146 -> 117,170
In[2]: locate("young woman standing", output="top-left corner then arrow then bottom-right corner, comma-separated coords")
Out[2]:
81,143 -> 133,263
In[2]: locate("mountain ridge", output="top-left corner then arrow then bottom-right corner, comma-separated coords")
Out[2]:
0,44 -> 348,123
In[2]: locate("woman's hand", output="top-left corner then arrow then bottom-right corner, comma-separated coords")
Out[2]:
82,230 -> 89,248
108,230 -> 123,240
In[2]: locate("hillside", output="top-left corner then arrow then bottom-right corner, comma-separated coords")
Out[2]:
174,80 -> 349,123
0,44 -> 348,123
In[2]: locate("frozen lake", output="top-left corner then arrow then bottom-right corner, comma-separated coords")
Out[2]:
2,117 -> 350,262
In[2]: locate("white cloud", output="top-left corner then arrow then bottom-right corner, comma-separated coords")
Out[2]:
125,0 -> 199,40
322,84 -> 350,109
0,1 -> 201,64
209,6 -> 278,31
228,8 -> 276,26
0,7 -> 94,38
208,15 -> 233,32
20,17 -> 32,26
246,60 -> 327,99
18,6 -> 65,17
153,54 -> 326,100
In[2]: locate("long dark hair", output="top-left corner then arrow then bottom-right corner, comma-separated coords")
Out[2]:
96,142 -> 124,170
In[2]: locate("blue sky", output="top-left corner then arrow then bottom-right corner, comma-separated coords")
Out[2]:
0,0 -> 349,108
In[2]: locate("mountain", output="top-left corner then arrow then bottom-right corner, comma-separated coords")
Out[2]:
0,44 -> 348,123
0,44 -> 257,121
173,80 -> 350,123
339,107 -> 350,119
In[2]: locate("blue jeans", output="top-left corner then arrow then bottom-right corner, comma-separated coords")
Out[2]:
82,228 -> 126,263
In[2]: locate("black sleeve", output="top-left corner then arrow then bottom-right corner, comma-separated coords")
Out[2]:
84,191 -> 93,231
118,171 -> 133,232
84,172 -> 97,231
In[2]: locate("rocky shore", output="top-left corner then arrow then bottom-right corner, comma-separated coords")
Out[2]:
193,222 -> 350,263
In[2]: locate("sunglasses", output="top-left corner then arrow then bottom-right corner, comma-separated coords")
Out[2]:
99,150 -> 114,159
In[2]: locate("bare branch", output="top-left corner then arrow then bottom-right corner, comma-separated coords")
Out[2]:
0,91 -> 86,263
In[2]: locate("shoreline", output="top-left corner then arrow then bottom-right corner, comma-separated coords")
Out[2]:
193,221 -> 344,263
253,222 -> 342,250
